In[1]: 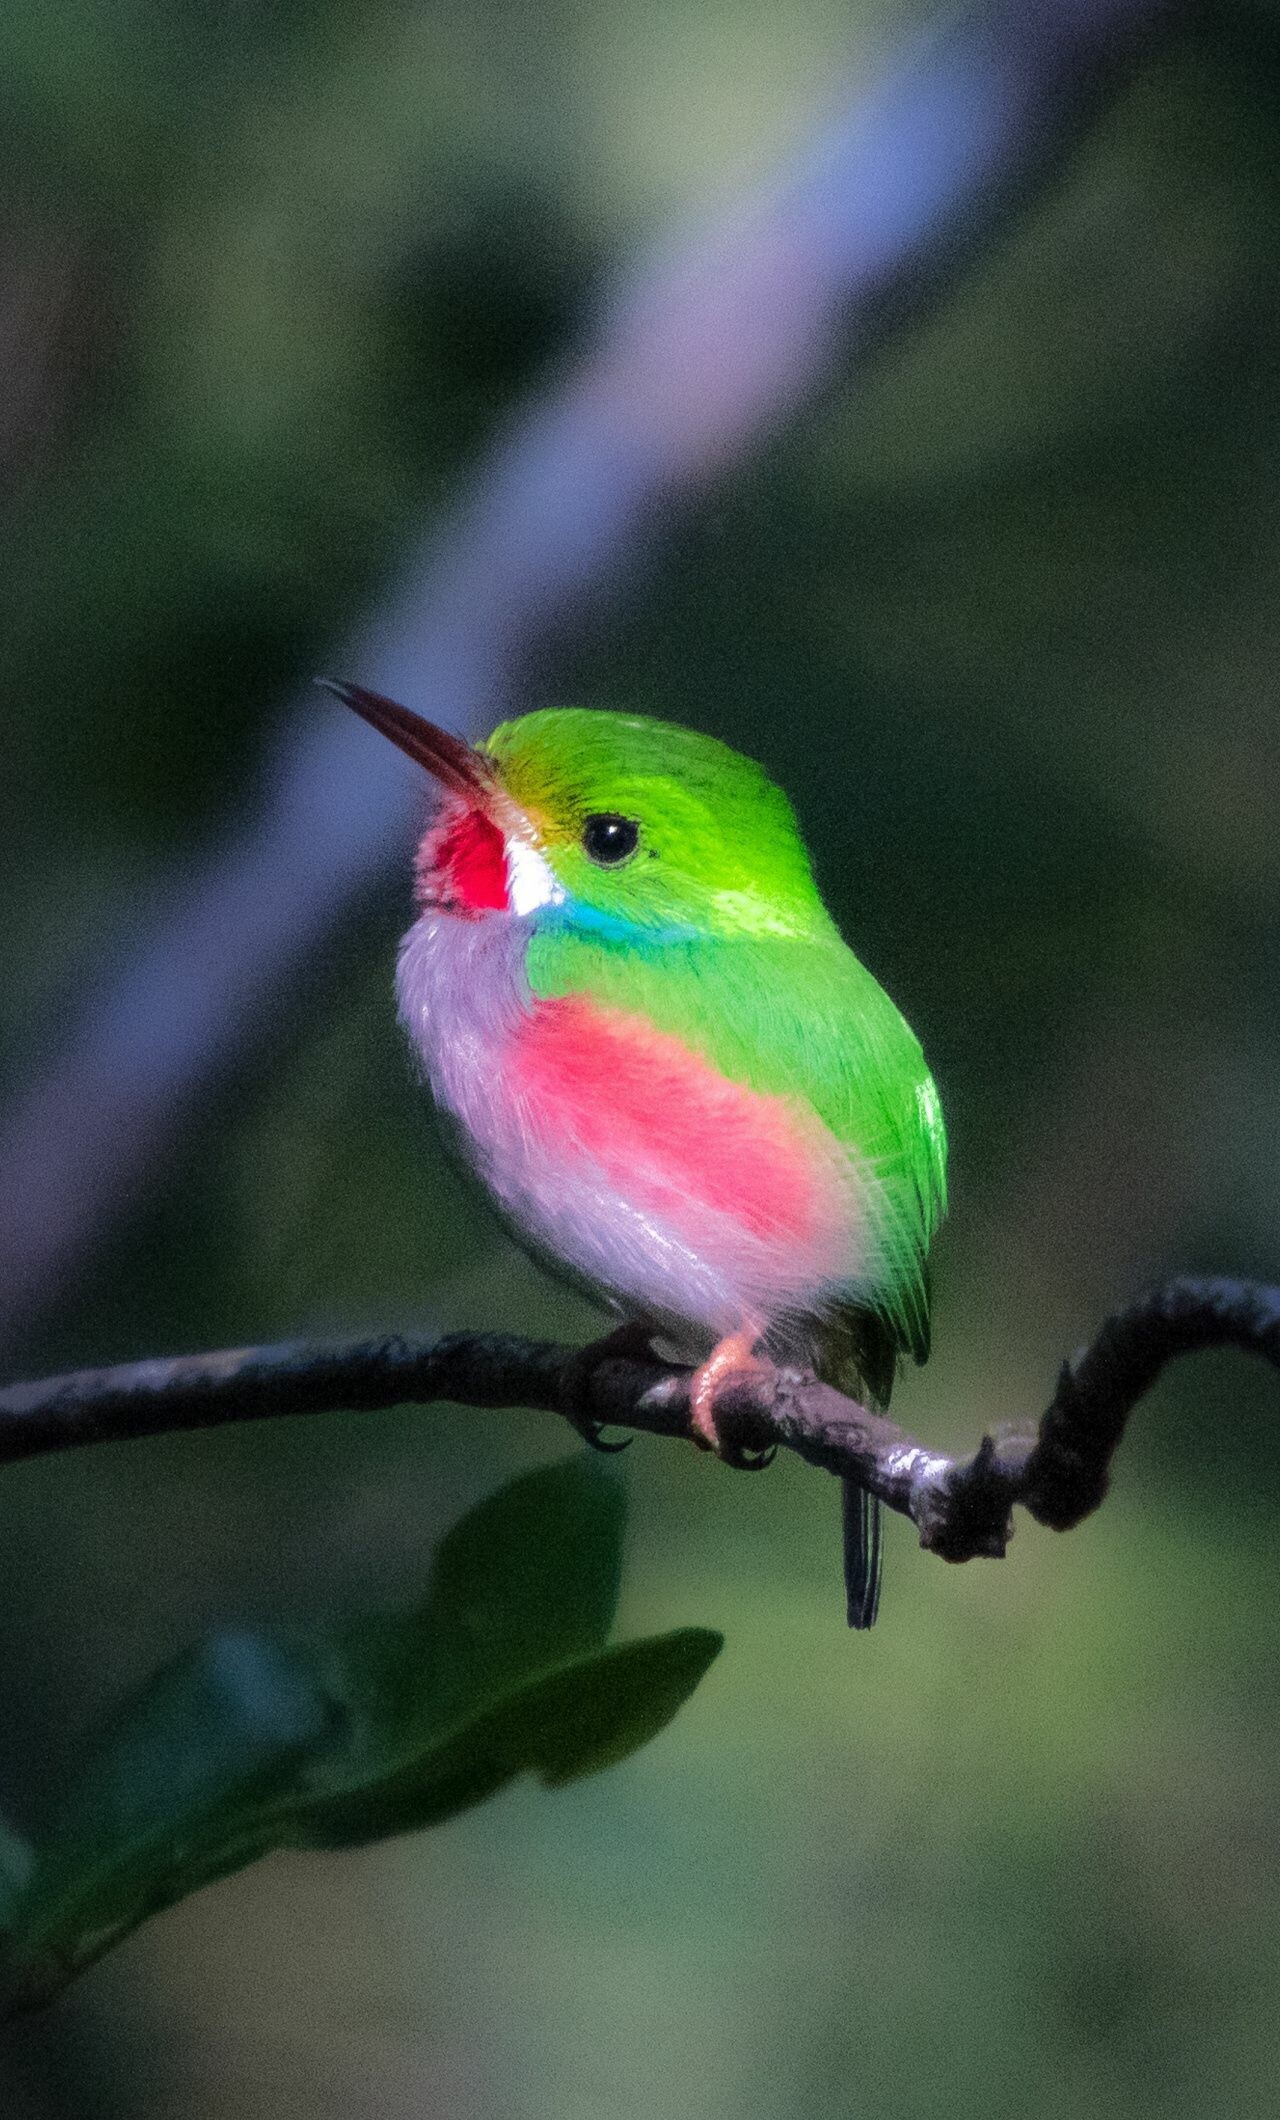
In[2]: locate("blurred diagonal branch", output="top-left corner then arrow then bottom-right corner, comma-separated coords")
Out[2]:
0,0 -> 1176,1345
0,1276 -> 1270,1567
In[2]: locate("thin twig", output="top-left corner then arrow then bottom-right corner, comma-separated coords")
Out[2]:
1,1276 -> 1272,1565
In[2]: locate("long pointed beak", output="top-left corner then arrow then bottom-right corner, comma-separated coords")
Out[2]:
319,678 -> 498,803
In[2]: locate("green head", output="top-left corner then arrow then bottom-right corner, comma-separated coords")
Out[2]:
325,683 -> 833,946
486,707 -> 829,942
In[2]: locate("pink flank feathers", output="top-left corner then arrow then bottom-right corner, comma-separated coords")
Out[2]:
397,905 -> 868,1350
510,995 -> 834,1256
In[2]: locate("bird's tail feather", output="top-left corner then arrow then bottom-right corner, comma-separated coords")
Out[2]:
841,1478 -> 883,1630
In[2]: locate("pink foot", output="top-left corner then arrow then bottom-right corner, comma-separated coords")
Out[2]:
689,1331 -> 777,1468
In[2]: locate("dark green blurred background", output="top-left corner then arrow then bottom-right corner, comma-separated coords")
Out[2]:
4,2 -> 1280,2115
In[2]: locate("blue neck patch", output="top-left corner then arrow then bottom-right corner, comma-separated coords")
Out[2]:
533,894 -> 700,949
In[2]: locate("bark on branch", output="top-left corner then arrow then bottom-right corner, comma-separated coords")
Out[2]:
1,1276 -> 1274,1564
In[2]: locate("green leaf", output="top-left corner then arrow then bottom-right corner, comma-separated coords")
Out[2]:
286,1629 -> 722,1851
1,1459 -> 721,2016
351,1450 -> 627,1738
0,1629 -> 338,2012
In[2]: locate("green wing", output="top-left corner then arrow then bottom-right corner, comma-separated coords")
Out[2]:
528,926 -> 947,1376
732,934 -> 947,1378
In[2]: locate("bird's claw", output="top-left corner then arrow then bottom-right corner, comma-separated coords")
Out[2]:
560,1323 -> 655,1454
571,1418 -> 633,1456
718,1435 -> 777,1473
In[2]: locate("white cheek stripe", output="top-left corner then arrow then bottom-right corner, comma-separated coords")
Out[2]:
505,836 -> 564,916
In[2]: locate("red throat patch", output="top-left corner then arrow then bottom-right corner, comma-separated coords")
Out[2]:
416,806 -> 509,914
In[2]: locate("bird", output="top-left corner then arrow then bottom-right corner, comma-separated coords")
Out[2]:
324,681 -> 946,1627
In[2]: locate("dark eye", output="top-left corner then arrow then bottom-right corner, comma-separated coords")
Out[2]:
581,813 -> 640,867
